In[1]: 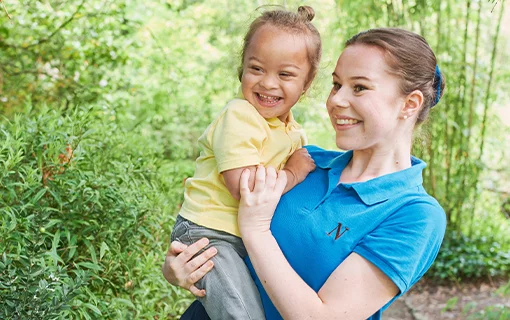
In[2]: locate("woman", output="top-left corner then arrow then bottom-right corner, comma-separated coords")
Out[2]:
163,28 -> 447,320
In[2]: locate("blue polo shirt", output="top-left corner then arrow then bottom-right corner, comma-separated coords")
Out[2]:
245,145 -> 446,320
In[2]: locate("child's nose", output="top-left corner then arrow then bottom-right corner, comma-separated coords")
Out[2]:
259,74 -> 278,90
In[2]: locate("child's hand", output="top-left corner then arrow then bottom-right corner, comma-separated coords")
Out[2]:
283,148 -> 316,188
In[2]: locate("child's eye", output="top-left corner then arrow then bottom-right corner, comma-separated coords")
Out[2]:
250,66 -> 262,72
331,82 -> 341,91
353,85 -> 367,93
279,72 -> 292,77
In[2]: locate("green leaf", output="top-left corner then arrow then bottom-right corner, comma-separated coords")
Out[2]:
76,262 -> 103,271
32,188 -> 47,203
47,188 -> 63,207
99,242 -> 109,260
442,297 -> 458,313
68,239 -> 77,261
83,303 -> 102,316
84,239 -> 98,264
47,231 -> 64,265
111,298 -> 135,309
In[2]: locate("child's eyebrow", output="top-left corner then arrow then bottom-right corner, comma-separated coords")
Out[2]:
248,56 -> 300,70
247,56 -> 262,63
281,63 -> 301,70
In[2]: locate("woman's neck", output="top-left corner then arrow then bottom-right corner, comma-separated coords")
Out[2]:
340,145 -> 412,184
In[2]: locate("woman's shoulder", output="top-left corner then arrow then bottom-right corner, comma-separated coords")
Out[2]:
391,194 -> 447,234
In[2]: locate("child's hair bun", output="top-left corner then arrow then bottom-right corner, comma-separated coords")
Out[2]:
297,6 -> 315,22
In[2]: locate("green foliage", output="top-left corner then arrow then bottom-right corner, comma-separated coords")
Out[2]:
0,0 -> 140,112
428,231 -> 510,281
0,105 -> 194,318
0,0 -> 509,318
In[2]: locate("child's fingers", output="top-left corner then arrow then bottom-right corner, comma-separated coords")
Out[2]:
253,165 -> 266,193
265,167 -> 277,189
239,168 -> 252,197
275,169 -> 287,194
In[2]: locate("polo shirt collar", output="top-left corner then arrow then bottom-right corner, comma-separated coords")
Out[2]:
315,151 -> 426,205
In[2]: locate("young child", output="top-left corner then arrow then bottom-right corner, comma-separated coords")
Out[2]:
170,6 -> 322,320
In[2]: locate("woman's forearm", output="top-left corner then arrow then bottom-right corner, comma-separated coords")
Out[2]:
243,231 -> 327,319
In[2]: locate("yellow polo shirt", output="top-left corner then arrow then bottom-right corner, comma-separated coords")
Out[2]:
179,98 -> 307,236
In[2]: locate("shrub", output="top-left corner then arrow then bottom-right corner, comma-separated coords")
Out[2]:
428,230 -> 510,281
0,105 -> 194,318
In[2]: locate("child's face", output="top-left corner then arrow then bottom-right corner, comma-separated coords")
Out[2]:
241,25 -> 311,123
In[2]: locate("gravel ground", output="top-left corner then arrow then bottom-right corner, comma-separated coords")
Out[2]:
384,278 -> 509,320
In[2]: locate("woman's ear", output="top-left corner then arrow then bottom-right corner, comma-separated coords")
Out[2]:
401,90 -> 424,119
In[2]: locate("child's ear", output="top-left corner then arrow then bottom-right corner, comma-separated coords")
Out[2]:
401,89 -> 424,119
303,79 -> 312,95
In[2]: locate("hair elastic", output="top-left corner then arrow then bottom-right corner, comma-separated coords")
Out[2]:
433,65 -> 442,107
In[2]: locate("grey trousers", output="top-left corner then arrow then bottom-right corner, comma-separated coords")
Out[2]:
171,215 -> 266,320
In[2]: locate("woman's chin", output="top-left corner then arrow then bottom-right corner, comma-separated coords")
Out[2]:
335,138 -> 356,151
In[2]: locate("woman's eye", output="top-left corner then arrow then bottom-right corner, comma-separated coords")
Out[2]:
353,85 -> 367,93
332,82 -> 341,91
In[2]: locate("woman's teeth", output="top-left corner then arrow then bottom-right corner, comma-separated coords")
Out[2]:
336,119 -> 359,125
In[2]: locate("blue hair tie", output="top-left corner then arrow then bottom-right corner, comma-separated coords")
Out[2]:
433,65 -> 442,107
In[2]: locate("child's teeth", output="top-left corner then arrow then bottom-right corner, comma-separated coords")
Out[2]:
336,119 -> 359,125
259,94 -> 279,102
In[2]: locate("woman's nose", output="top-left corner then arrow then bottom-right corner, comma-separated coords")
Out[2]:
327,89 -> 349,109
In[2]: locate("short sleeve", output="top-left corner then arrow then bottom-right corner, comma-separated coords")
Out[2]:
212,100 -> 268,173
299,131 -> 308,147
353,201 -> 446,294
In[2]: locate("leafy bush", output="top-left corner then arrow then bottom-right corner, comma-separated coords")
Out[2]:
428,230 -> 510,281
0,105 -> 194,319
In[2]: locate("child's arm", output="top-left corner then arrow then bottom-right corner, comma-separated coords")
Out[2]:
281,148 -> 315,194
222,148 -> 314,200
222,166 -> 257,201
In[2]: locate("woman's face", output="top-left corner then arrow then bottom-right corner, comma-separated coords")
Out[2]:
326,44 -> 406,151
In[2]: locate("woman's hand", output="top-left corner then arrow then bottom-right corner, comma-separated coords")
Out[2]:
238,166 -> 287,238
161,238 -> 217,297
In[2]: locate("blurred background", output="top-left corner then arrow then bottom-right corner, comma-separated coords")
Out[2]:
1,0 -> 509,319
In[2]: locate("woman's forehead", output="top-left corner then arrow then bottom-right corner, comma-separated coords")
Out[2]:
334,45 -> 392,80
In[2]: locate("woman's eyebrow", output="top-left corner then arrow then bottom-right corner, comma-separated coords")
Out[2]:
332,72 -> 371,81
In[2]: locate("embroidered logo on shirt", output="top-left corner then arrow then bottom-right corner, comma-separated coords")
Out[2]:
327,223 -> 349,240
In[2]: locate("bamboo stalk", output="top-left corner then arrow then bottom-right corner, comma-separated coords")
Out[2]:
443,0 -> 453,222
427,0 -> 443,199
465,0 -> 483,236
0,0 -> 12,19
452,0 -> 472,232
470,0 -> 505,225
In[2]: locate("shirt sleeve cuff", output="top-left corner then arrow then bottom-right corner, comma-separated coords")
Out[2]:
353,246 -> 408,294
217,156 -> 261,173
